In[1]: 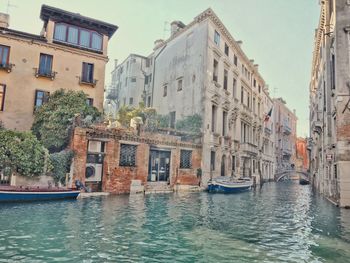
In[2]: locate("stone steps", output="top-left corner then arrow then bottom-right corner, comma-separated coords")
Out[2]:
145,182 -> 173,194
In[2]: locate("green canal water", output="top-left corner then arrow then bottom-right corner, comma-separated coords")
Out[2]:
0,181 -> 350,263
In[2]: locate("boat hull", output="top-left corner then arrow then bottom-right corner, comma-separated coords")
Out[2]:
207,179 -> 252,193
0,190 -> 80,202
299,179 -> 310,185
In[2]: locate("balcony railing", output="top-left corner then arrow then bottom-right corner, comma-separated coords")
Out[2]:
79,77 -> 98,87
34,68 -> 57,80
0,63 -> 14,73
240,142 -> 258,155
282,125 -> 291,135
282,147 -> 292,156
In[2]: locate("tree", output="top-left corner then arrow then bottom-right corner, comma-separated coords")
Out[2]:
31,89 -> 101,152
49,150 -> 74,185
0,130 -> 50,177
117,102 -> 157,127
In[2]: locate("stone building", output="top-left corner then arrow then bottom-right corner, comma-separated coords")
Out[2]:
106,54 -> 148,118
0,5 -> 117,131
273,98 -> 297,172
309,0 -> 350,207
107,8 -> 278,186
71,126 -> 202,194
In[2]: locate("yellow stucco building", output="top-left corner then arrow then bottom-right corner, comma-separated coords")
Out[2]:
0,5 -> 117,131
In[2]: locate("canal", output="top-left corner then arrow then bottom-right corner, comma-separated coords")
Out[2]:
0,181 -> 350,262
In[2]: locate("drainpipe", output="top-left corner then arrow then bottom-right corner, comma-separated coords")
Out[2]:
151,45 -> 167,107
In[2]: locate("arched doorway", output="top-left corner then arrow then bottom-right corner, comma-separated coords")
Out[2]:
221,155 -> 226,177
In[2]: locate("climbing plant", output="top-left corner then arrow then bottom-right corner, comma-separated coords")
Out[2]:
31,89 -> 101,153
175,114 -> 202,134
49,150 -> 74,185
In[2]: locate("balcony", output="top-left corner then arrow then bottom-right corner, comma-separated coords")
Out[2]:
34,68 -> 57,80
79,77 -> 98,87
0,63 -> 14,73
210,132 -> 220,146
282,125 -> 291,135
106,89 -> 118,100
223,135 -> 232,148
282,147 -> 292,156
240,142 -> 258,156
311,120 -> 323,135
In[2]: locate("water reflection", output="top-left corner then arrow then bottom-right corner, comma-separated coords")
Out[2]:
0,182 -> 350,262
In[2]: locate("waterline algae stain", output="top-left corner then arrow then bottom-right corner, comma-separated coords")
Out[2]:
0,182 -> 349,262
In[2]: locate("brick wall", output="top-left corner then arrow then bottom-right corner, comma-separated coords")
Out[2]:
71,127 -> 202,194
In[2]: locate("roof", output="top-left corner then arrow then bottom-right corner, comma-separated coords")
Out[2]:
40,5 -> 118,38
0,27 -> 46,42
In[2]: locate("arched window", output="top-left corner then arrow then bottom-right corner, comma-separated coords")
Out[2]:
221,155 -> 226,177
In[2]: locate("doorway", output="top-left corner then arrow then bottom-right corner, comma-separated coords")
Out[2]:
148,150 -> 171,182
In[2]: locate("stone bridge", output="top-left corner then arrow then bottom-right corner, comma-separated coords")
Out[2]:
274,169 -> 310,182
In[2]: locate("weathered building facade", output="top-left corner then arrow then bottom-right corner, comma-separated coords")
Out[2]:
296,137 -> 309,171
71,126 -> 202,194
309,0 -> 350,207
107,9 -> 280,186
273,98 -> 297,172
0,5 -> 117,131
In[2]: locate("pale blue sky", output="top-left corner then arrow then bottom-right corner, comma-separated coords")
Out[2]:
0,0 -> 320,136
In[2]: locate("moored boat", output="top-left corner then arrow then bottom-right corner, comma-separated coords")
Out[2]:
207,177 -> 253,193
299,178 -> 310,185
0,186 -> 80,202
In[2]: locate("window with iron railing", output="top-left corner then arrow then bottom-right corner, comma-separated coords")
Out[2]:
119,144 -> 137,167
0,45 -> 13,72
180,150 -> 192,169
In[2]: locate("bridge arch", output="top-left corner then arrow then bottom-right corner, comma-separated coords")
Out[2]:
275,169 -> 310,182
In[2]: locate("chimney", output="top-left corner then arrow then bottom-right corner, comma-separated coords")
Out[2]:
170,21 -> 186,36
114,59 -> 118,69
254,64 -> 259,71
236,40 -> 243,46
0,13 -> 9,28
154,39 -> 164,50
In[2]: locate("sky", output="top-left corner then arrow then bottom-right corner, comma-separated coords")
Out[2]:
0,0 -> 320,137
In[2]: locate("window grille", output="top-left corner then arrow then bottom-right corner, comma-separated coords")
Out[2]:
119,144 -> 137,166
180,150 -> 192,169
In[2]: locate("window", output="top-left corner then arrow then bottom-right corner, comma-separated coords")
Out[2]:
163,85 -> 167,97
180,150 -> 192,169
177,78 -> 183,91
147,96 -> 151,107
213,59 -> 218,82
258,102 -> 261,117
233,55 -> 238,66
224,43 -> 229,56
53,23 -> 103,51
210,151 -> 216,171
82,63 -> 94,83
247,92 -> 250,108
34,90 -> 50,108
232,78 -> 237,98
131,77 -> 136,83
211,105 -> 217,132
253,97 -> 256,114
258,85 -> 261,93
129,97 -> 133,105
86,98 -> 93,106
0,84 -> 6,111
0,45 -> 10,66
223,69 -> 228,90
214,30 -> 220,45
253,79 -> 256,87
170,111 -> 176,129
222,111 -> 228,136
119,144 -> 137,167
241,87 -> 244,103
38,54 -> 53,76
146,58 -> 151,67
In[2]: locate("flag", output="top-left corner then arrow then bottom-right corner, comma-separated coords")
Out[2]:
264,107 -> 273,122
